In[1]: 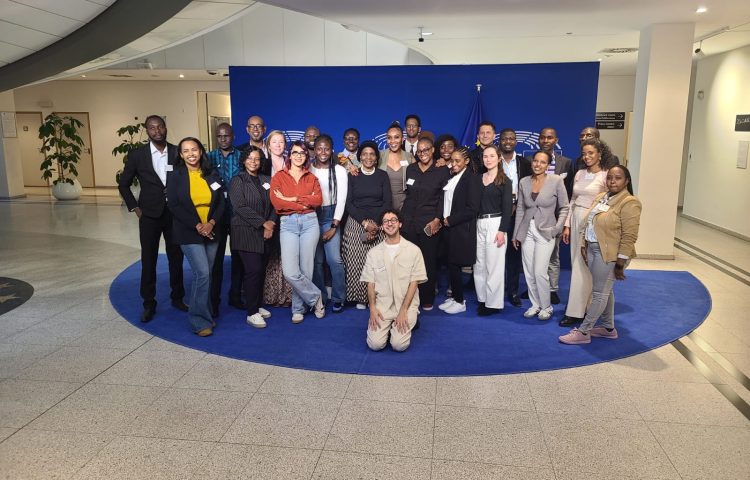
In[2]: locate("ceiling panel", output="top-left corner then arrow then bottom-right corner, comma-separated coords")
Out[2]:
0,40 -> 34,63
0,0 -> 82,34
11,0 -> 109,22
0,19 -> 59,49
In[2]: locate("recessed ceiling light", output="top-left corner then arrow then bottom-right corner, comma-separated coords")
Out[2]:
696,6 -> 707,13
422,32 -> 433,36
80,74 -> 86,78
179,74 -> 185,78
597,58 -> 602,62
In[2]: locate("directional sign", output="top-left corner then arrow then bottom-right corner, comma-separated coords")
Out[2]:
736,114 -> 750,132
596,112 -> 626,130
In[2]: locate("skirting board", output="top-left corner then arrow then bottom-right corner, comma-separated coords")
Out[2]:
680,213 -> 750,243
0,194 -> 27,200
637,254 -> 676,260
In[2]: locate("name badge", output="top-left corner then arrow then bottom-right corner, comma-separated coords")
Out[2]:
165,165 -> 173,172
559,172 -> 568,179
210,182 -> 221,191
406,178 -> 415,186
374,266 -> 386,273
400,160 -> 409,166
262,182 -> 271,190
584,172 -> 595,180
595,203 -> 610,212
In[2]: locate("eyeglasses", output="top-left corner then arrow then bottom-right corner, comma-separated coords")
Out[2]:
416,148 -> 433,155
247,124 -> 264,130
289,151 -> 306,158
382,218 -> 399,225
344,136 -> 358,141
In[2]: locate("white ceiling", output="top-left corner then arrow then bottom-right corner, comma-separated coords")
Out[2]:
0,0 -> 114,66
261,0 -> 750,75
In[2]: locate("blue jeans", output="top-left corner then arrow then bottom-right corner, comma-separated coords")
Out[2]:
280,212 -> 322,314
181,242 -> 218,332
313,205 -> 345,304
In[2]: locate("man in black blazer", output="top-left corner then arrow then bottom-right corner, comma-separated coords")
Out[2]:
498,128 -> 532,307
469,121 -> 497,174
118,115 -> 186,322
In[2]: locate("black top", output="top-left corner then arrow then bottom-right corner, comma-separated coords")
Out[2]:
470,146 -> 488,174
166,166 -> 225,245
229,172 -> 278,254
345,169 -> 393,224
401,162 -> 451,226
479,180 -> 514,232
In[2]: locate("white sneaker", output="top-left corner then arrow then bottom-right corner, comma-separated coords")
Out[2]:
523,306 -> 541,318
246,313 -> 266,328
444,300 -> 466,314
314,296 -> 326,319
537,308 -> 553,321
258,307 -> 271,319
438,298 -> 456,311
291,313 -> 304,324
356,303 -> 367,310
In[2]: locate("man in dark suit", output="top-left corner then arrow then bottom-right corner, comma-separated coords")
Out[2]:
470,121 -> 497,174
498,128 -> 532,307
402,114 -> 421,156
118,115 -> 186,322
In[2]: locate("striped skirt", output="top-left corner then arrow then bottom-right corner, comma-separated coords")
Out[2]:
342,219 -> 384,304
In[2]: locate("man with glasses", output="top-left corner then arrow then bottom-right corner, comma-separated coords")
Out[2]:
402,114 -> 421,156
361,210 -> 427,352
237,115 -> 268,171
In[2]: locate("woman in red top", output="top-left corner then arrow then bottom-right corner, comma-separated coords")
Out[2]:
270,141 -> 325,324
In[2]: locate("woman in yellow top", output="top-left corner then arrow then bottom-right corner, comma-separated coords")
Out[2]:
167,137 -> 225,337
559,165 -> 641,345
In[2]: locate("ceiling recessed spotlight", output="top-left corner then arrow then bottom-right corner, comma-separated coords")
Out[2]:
422,32 -> 433,36
80,74 -> 86,78
179,74 -> 185,78
696,6 -> 707,13
597,58 -> 602,62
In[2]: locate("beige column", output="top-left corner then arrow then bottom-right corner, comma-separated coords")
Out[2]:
627,23 -> 694,258
0,90 -> 25,199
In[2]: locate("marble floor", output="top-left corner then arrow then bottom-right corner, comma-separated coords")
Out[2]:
0,194 -> 748,480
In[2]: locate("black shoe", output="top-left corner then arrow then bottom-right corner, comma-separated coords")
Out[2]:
509,295 -> 522,307
559,315 -> 583,327
171,299 -> 189,312
520,290 -> 529,299
228,298 -> 246,310
550,292 -> 561,305
477,305 -> 489,316
141,305 -> 155,323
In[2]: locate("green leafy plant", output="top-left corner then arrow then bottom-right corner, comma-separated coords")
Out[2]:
38,114 -> 85,185
113,122 -> 148,186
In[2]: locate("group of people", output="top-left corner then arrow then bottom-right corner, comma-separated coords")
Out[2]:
118,113 -> 641,351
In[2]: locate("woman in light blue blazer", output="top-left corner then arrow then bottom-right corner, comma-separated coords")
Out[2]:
511,151 -> 569,321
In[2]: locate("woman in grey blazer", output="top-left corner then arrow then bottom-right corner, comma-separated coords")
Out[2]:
511,151 -> 569,321
229,146 -> 278,328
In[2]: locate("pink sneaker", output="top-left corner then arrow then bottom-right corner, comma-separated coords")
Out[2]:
590,327 -> 618,339
558,328 -> 591,345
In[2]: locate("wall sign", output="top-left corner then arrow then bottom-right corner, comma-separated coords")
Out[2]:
595,112 -> 625,130
736,114 -> 750,132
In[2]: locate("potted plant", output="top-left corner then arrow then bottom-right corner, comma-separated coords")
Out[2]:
113,122 -> 148,199
38,113 -> 85,200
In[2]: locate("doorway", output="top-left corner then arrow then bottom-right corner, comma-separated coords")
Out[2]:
53,112 -> 96,188
17,112 -> 46,187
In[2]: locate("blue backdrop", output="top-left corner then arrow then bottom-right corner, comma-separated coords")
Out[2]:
229,63 -> 599,157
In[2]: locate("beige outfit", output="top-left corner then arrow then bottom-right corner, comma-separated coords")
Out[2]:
360,238 -> 427,352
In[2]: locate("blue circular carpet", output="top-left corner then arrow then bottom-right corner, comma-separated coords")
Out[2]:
110,256 -> 710,376
0,277 -> 34,316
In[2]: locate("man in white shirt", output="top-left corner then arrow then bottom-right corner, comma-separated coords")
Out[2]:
361,210 -> 427,352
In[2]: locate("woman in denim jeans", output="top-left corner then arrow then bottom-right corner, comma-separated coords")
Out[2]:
166,137 -> 225,337
270,141 -> 325,324
310,134 -> 348,314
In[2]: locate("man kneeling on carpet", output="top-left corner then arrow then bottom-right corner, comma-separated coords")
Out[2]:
361,210 -> 427,352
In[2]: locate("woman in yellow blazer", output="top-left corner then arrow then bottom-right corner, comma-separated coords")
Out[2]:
559,165 -> 641,345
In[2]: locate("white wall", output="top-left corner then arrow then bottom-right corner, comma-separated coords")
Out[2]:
13,80 -> 229,187
596,75 -> 636,162
683,44 -> 750,237
0,90 -> 24,198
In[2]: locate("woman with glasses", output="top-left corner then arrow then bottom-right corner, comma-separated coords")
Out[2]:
343,140 -> 392,309
378,122 -> 414,211
270,141 -> 325,324
401,137 -> 450,310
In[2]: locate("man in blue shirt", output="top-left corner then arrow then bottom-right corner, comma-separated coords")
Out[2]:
207,123 -> 245,314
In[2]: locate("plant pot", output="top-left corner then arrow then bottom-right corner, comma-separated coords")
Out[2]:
52,179 -> 83,200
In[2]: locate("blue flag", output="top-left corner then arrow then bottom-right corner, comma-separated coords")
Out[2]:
459,89 -> 484,147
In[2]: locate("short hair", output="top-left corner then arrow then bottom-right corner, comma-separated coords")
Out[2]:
314,133 -> 334,148
499,128 -> 516,136
434,133 -> 458,160
417,136 -> 434,148
144,114 -> 165,127
176,137 -> 212,176
380,209 -> 402,225
357,140 -> 379,161
216,122 -> 233,133
608,164 -> 634,195
265,130 -> 286,153
540,127 -> 557,138
581,126 -> 600,138
343,128 -> 360,139
405,114 -> 421,127
478,121 -> 496,132
533,150 -> 553,165
285,140 -> 310,170
241,145 -> 267,165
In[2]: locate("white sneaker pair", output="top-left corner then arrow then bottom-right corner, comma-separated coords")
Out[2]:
246,313 -> 266,328
439,298 -> 466,314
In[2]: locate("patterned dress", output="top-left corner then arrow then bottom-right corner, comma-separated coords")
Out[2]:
342,218 -> 384,304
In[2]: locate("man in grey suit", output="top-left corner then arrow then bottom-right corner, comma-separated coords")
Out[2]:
523,128 -> 571,304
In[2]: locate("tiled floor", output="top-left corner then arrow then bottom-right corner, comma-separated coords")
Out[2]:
0,198 -> 748,479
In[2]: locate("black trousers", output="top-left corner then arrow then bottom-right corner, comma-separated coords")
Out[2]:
448,263 -> 466,303
138,209 -> 184,308
210,222 -> 245,308
238,250 -> 265,316
402,222 -> 440,306
505,211 -> 523,296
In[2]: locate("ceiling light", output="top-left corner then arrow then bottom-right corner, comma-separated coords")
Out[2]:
696,6 -> 707,13
597,58 -> 602,62
422,32 -> 433,36
80,75 -> 86,78
179,74 -> 185,78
